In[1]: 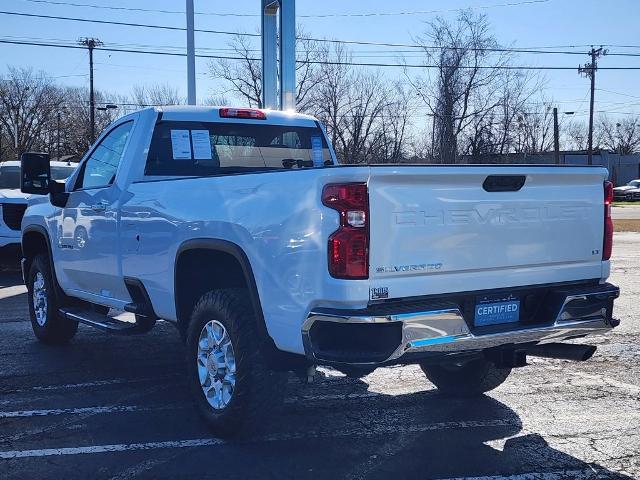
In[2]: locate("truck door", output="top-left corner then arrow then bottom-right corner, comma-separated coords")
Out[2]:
56,120 -> 134,303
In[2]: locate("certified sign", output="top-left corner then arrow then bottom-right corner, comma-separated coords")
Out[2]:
474,297 -> 520,326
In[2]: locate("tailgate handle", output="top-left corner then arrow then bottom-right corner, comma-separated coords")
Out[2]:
483,175 -> 526,192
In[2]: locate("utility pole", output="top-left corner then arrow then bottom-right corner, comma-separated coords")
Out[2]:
553,107 -> 560,164
13,106 -> 19,155
579,46 -> 607,165
79,37 -> 102,144
57,110 -> 62,161
13,107 -> 20,149
186,0 -> 196,105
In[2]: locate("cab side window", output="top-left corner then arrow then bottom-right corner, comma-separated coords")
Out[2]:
77,121 -> 133,189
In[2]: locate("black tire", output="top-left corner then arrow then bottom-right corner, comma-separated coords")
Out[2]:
185,289 -> 286,437
27,254 -> 78,345
420,358 -> 511,397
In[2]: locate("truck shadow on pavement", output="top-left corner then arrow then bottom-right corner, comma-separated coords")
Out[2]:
0,268 -> 633,479
259,375 -> 634,480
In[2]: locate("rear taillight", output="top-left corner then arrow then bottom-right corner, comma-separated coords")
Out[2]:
322,183 -> 369,279
603,180 -> 614,261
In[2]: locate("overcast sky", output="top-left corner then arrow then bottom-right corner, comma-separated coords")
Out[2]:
1,0 -> 639,121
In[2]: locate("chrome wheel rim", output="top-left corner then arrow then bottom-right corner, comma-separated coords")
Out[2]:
32,272 -> 48,327
197,320 -> 236,410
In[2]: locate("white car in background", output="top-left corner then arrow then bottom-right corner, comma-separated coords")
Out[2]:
0,160 -> 77,252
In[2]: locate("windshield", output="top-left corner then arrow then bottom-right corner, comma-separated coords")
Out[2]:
51,165 -> 77,181
0,166 -> 21,189
145,121 -> 333,176
629,180 -> 640,188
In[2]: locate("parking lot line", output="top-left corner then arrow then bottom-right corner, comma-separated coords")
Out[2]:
436,468 -> 612,480
0,403 -> 184,419
0,438 -> 226,459
0,419 -> 518,459
29,375 -> 182,392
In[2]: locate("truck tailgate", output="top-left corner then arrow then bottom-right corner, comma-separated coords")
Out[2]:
367,166 -> 607,299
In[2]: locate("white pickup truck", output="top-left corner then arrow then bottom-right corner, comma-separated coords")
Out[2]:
19,106 -> 619,436
0,160 -> 76,254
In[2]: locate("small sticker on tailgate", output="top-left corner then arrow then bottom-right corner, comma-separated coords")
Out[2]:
370,287 -> 389,300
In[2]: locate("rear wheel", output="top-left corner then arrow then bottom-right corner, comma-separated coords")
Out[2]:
185,289 -> 286,437
27,254 -> 78,344
420,358 -> 511,397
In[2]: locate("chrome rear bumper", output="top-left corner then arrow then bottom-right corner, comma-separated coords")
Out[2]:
302,283 -> 619,366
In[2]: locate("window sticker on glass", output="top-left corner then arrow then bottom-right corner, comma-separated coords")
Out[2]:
170,130 -> 192,160
311,135 -> 324,167
191,130 -> 213,160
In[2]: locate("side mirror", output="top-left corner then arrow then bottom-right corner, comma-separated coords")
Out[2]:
21,152 -> 51,195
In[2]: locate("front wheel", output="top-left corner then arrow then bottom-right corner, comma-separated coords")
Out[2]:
27,254 -> 78,345
420,358 -> 511,397
185,289 -> 286,437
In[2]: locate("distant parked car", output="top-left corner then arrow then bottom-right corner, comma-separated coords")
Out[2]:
0,160 -> 77,254
613,179 -> 640,202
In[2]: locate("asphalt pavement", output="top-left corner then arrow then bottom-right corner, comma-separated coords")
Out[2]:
0,234 -> 639,479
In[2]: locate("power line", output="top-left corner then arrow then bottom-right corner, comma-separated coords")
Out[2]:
280,0 -> 554,18
596,88 -> 640,100
17,0 -> 552,18
0,10 -> 259,38
3,38 -> 640,71
3,10 -> 640,57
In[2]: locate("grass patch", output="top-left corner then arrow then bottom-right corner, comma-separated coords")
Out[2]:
614,219 -> 640,232
612,202 -> 639,207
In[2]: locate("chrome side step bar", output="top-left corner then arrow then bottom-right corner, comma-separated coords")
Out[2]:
59,307 -> 152,335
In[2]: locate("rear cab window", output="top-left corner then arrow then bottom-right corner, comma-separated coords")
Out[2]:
144,121 -> 334,177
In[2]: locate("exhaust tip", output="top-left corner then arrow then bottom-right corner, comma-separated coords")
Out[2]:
526,343 -> 598,362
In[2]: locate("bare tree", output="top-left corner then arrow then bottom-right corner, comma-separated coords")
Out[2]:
293,34 -> 324,113
0,67 -> 65,160
461,110 -> 501,161
132,83 -> 183,106
409,11 -> 511,163
564,120 -> 589,151
309,43 -> 391,164
493,71 -> 544,155
309,43 -> 352,149
210,34 -> 263,107
512,102 -> 555,154
336,71 -> 388,163
374,83 -> 413,162
209,27 -> 322,111
598,115 -> 640,154
564,117 -> 610,152
57,87 -> 123,157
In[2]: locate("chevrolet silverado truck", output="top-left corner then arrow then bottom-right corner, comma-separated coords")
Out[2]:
19,106 -> 619,436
